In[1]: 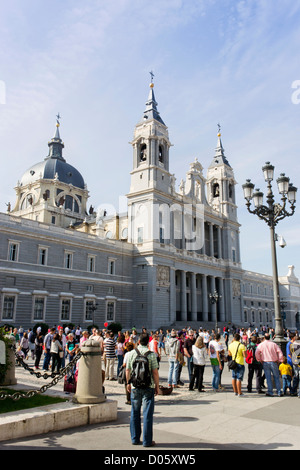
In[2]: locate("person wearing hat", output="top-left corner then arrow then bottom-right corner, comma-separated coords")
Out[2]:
167,329 -> 180,388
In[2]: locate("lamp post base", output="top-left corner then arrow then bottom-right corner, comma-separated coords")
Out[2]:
273,335 -> 287,356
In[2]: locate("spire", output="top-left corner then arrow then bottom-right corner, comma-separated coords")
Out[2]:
140,72 -> 165,125
211,124 -> 231,167
47,113 -> 65,161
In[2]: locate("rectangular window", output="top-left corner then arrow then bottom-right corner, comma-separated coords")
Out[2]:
2,295 -> 16,320
106,301 -> 115,322
8,242 -> 19,261
137,227 -> 143,244
87,255 -> 96,272
159,227 -> 164,244
38,247 -> 48,266
33,297 -> 45,321
64,252 -> 73,269
108,259 -> 116,275
61,299 -> 71,321
85,300 -> 95,321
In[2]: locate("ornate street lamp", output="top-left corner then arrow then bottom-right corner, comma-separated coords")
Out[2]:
89,302 -> 99,326
280,299 -> 288,330
242,162 -> 297,352
209,289 -> 222,333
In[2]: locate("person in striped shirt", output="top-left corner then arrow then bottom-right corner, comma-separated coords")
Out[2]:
104,331 -> 117,380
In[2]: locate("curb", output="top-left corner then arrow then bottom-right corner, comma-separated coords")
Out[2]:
0,399 -> 118,442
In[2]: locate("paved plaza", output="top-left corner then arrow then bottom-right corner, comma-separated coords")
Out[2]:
1,341 -> 300,451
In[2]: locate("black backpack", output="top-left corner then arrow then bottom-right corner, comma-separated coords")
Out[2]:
129,349 -> 152,389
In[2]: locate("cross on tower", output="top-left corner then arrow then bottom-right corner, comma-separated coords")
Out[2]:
149,71 -> 155,83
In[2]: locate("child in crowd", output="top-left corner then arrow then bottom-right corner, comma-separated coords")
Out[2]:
279,356 -> 293,395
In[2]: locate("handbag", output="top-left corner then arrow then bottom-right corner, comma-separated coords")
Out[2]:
177,351 -> 184,365
118,366 -> 126,384
228,343 -> 240,370
64,373 -> 77,393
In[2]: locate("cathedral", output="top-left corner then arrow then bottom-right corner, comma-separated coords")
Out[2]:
1,79 -> 299,331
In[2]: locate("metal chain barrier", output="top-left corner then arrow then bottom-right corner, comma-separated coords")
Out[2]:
0,347 -> 84,401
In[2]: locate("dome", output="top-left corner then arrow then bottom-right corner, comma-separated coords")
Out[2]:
20,158 -> 85,189
19,120 -> 85,190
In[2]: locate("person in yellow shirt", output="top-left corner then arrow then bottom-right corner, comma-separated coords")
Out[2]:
279,357 -> 293,395
228,334 -> 247,396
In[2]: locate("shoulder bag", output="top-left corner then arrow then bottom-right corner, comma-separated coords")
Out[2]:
228,343 -> 240,370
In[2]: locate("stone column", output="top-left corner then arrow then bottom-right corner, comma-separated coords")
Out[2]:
202,274 -> 208,321
209,223 -> 214,257
181,270 -> 187,322
217,226 -> 222,259
191,272 -> 197,321
210,276 -> 217,322
169,267 -> 176,324
218,277 -> 225,322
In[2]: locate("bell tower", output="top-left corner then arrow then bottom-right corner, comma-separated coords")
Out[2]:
206,126 -> 241,265
206,127 -> 238,222
128,75 -> 172,196
127,75 -> 174,245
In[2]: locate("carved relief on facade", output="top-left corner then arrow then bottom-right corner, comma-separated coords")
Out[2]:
232,279 -> 241,298
157,265 -> 170,286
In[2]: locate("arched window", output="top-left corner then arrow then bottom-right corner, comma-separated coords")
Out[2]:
159,145 -> 164,163
140,144 -> 147,162
20,193 -> 35,210
55,191 -> 81,213
213,183 -> 220,197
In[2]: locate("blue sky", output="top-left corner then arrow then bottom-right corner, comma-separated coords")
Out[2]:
0,0 -> 299,278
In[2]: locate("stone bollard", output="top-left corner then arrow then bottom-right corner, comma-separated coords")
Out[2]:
73,339 -> 106,404
1,337 -> 17,386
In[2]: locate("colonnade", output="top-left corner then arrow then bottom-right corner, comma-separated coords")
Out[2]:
174,270 -> 226,323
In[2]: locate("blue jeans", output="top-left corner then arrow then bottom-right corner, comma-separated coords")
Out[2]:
211,364 -> 221,390
130,388 -> 155,446
292,365 -> 300,396
187,356 -> 194,381
43,349 -> 51,370
231,364 -> 245,381
117,355 -> 123,377
263,362 -> 282,396
282,375 -> 292,394
168,359 -> 179,385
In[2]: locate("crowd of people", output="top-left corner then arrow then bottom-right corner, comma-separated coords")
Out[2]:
4,323 -> 300,399
3,322 -> 300,448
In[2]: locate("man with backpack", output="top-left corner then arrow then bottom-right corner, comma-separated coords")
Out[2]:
126,333 -> 159,447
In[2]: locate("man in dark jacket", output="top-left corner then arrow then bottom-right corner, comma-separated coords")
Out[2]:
246,336 -> 264,394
